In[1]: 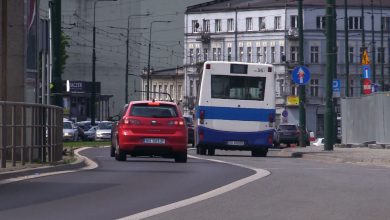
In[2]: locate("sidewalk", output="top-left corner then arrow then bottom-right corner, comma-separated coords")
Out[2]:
279,145 -> 390,168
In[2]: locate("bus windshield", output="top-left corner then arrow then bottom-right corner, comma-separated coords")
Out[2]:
211,75 -> 266,101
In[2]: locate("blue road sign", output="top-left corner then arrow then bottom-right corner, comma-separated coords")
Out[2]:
292,66 -> 311,85
362,65 -> 371,79
282,110 -> 288,117
333,80 -> 341,92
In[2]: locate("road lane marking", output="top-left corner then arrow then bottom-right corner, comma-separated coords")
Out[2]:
119,155 -> 271,220
0,147 -> 98,185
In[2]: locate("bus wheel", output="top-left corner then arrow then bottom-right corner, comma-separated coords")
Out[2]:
200,147 -> 207,155
207,148 -> 215,156
252,149 -> 268,157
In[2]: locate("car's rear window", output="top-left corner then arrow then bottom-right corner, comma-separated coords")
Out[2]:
63,122 -> 72,129
130,104 -> 178,118
278,125 -> 297,131
98,122 -> 113,129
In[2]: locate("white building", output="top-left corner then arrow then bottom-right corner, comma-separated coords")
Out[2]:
184,0 -> 390,136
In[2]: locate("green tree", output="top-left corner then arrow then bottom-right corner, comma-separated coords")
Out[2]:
60,31 -> 70,74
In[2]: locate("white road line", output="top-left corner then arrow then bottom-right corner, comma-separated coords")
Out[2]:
0,147 -> 98,185
119,155 -> 271,220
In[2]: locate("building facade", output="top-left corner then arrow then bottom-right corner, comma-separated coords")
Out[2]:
184,0 -> 390,136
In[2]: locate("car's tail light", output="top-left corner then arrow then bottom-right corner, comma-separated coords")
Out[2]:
268,134 -> 273,144
199,129 -> 204,141
199,110 -> 205,124
168,119 -> 185,126
124,118 -> 140,125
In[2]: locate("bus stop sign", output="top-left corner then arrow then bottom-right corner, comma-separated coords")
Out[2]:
292,66 -> 311,85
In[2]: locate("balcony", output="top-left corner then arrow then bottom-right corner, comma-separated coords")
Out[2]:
287,28 -> 299,41
196,31 -> 211,44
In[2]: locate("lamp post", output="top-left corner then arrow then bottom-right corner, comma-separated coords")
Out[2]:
146,20 -> 171,100
91,0 -> 117,126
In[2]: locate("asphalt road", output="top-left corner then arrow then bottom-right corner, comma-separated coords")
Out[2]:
146,149 -> 390,220
0,147 -> 254,220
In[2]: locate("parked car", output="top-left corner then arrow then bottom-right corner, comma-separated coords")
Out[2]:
95,121 -> 114,141
183,115 -> 194,147
63,120 -> 79,141
84,126 -> 97,141
273,124 -> 309,148
313,138 -> 325,147
112,100 -> 187,163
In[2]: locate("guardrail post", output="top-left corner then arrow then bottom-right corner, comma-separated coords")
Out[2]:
21,106 -> 26,165
11,105 -> 15,167
1,103 -> 6,168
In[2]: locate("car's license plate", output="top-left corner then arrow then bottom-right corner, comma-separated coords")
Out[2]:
227,141 -> 245,146
144,138 -> 165,144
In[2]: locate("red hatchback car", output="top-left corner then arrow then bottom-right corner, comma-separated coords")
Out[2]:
112,100 -> 188,163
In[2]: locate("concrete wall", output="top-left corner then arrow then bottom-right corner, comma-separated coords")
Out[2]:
341,92 -> 390,144
0,0 -> 25,102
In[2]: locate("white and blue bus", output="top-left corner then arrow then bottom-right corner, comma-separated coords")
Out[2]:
195,61 -> 275,157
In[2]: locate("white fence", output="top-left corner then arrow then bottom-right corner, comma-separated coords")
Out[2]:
341,92 -> 390,144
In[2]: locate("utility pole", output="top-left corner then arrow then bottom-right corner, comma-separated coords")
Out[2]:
380,0 -> 384,90
125,17 -> 130,104
325,0 -> 336,151
51,0 -> 62,107
361,2 -> 366,94
297,0 -> 306,147
1,0 -> 7,102
344,0 -> 350,97
371,0 -> 376,84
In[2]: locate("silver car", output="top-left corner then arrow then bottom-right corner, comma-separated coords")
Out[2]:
95,121 -> 114,141
63,121 -> 79,141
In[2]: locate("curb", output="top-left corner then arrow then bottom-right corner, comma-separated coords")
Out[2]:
0,152 -> 87,182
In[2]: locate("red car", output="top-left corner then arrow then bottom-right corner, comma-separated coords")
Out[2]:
112,100 -> 188,163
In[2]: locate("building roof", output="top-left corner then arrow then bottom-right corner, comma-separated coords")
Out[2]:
186,0 -> 390,13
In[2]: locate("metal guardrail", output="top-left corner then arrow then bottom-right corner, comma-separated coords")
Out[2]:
0,101 -> 63,168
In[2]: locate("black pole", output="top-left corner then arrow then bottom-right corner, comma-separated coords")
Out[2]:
325,0 -> 335,151
147,22 -> 152,100
361,1 -> 366,94
91,1 -> 97,125
125,16 -> 130,103
298,0 -> 306,147
345,0 -> 350,97
51,0 -> 62,107
371,0 -> 376,84
380,0 -> 385,90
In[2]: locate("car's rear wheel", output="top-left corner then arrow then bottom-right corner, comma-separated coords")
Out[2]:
252,148 -> 268,157
175,152 -> 187,163
110,146 -> 115,157
115,146 -> 126,161
207,148 -> 215,156
199,146 -> 207,155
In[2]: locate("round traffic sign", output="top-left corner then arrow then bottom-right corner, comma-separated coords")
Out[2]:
292,66 -> 311,85
282,110 -> 288,117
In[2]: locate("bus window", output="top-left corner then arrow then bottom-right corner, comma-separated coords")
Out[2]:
211,75 -> 266,101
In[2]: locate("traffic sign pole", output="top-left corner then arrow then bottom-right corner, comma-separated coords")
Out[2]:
298,0 -> 306,148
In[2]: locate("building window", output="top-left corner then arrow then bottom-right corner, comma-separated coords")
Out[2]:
239,47 -> 244,62
153,85 -> 157,99
247,47 -> 252,62
164,85 -> 168,100
203,48 -> 208,61
178,85 -> 182,100
291,83 -> 298,96
190,80 -> 194,97
203,19 -> 210,32
195,48 -> 200,63
271,46 -> 275,63
189,49 -> 194,65
192,20 -> 199,33
382,17 -> 390,31
378,47 -> 385,63
158,85 -> 162,100
316,16 -> 326,29
279,79 -> 284,96
215,19 -> 222,32
227,18 -> 234,32
274,16 -> 281,30
227,47 -> 232,61
217,48 -> 222,61
310,46 -> 319,64
246,17 -> 253,31
212,48 -> 217,61
256,47 -> 261,62
349,47 -> 354,64
263,47 -> 267,63
259,17 -> 266,30
280,46 -> 285,62
170,85 -> 174,100
290,15 -> 298,28
310,79 -> 319,97
291,46 -> 299,62
348,17 -> 362,30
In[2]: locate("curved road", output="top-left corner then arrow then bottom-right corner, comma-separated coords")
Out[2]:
0,148 -> 254,220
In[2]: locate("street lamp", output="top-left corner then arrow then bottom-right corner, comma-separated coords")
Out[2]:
146,20 -> 171,100
91,0 -> 117,126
